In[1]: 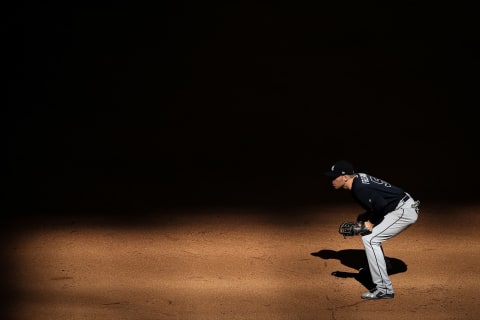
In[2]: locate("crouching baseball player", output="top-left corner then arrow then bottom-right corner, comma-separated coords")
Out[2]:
325,160 -> 420,300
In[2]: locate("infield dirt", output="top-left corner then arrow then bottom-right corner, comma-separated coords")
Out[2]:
2,203 -> 478,320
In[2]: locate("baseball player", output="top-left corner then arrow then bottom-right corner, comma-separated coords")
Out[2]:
325,160 -> 420,300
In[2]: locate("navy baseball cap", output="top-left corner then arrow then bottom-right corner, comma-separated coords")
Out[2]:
325,160 -> 355,179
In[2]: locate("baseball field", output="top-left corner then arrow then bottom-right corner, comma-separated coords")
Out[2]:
1,202 -> 478,320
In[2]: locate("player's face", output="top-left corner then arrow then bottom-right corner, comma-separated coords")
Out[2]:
331,175 -> 347,190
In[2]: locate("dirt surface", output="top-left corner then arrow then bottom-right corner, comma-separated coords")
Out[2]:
2,203 -> 479,320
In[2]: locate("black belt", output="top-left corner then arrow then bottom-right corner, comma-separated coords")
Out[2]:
396,194 -> 410,209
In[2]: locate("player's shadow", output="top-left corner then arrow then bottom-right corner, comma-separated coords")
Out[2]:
311,249 -> 408,290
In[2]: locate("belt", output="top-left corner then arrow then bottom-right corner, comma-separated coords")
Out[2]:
396,194 -> 410,209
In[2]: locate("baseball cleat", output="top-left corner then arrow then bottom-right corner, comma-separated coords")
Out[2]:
361,290 -> 394,300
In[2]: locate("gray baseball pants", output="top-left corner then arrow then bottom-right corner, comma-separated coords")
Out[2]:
361,196 -> 419,294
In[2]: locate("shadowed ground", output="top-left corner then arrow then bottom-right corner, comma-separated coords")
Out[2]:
1,203 -> 479,320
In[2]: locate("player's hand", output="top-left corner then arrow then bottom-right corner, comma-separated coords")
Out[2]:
364,221 -> 374,231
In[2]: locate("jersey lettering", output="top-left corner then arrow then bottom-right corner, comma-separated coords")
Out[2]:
358,173 -> 392,187
370,176 -> 391,187
359,173 -> 369,184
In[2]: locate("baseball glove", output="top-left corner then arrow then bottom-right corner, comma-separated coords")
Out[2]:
339,221 -> 371,238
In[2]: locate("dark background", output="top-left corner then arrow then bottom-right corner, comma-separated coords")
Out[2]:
5,1 -> 478,214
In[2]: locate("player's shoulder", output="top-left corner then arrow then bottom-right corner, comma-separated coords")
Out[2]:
355,173 -> 372,184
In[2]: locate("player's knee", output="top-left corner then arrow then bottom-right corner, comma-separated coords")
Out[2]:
361,234 -> 371,246
362,234 -> 382,247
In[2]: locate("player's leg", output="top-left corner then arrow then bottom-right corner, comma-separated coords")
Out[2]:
362,231 -> 392,294
361,198 -> 419,299
361,210 -> 406,297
